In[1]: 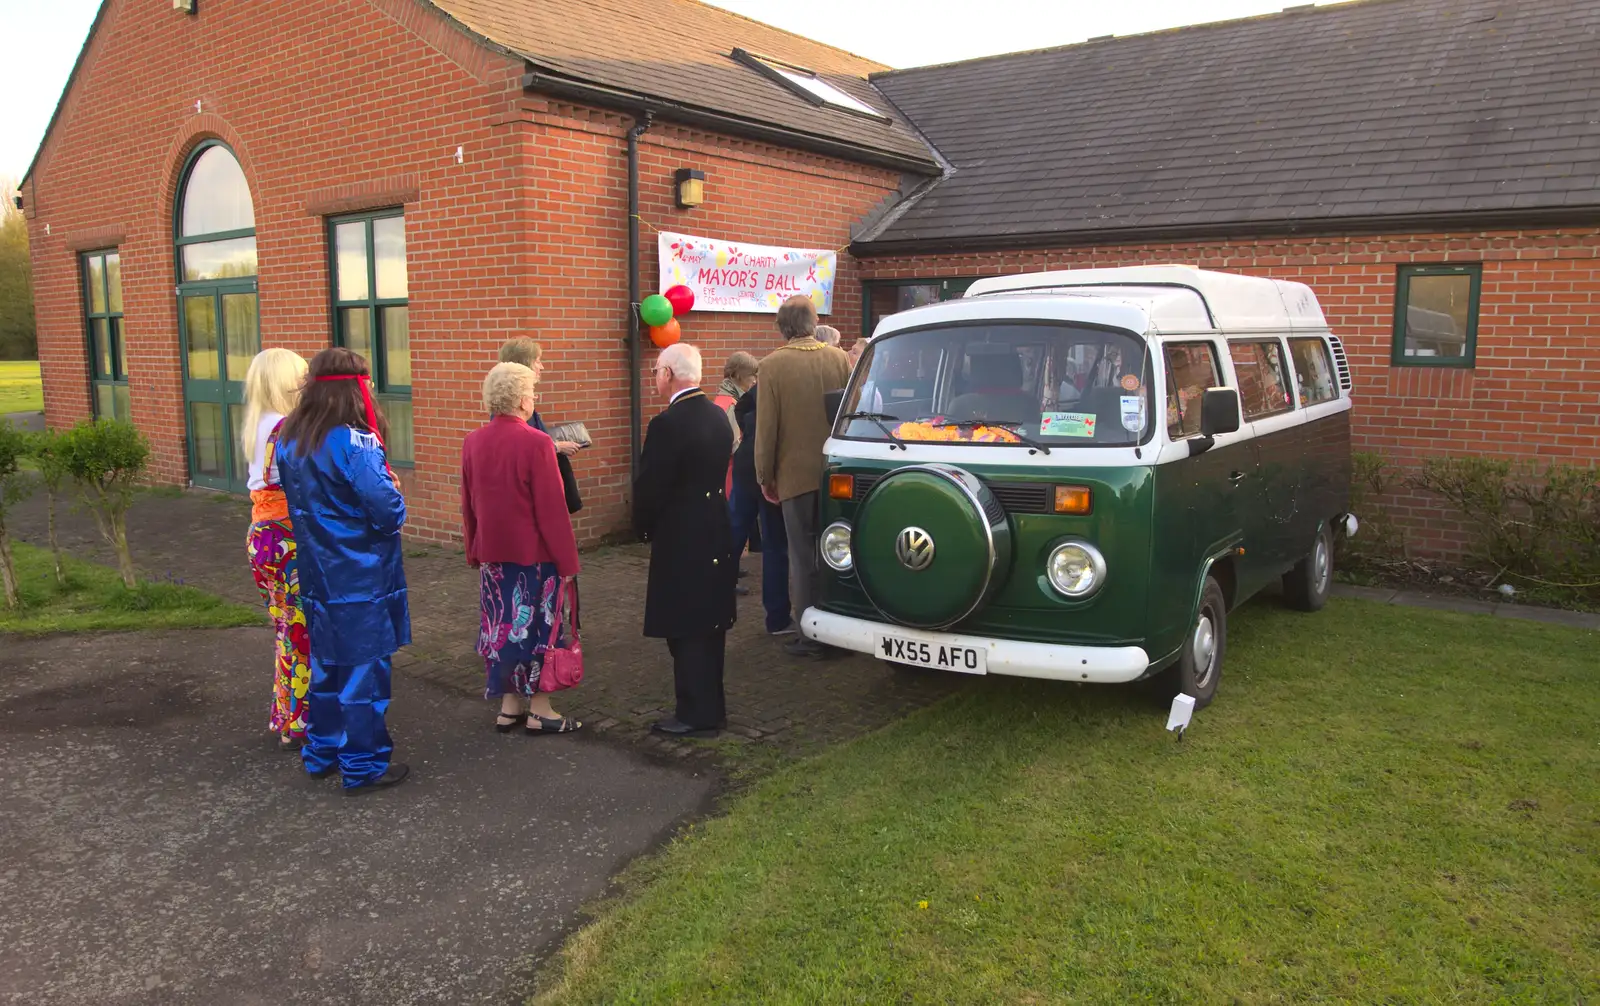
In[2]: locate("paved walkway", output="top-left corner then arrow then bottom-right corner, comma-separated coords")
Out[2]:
0,627 -> 714,1005
1332,583 -> 1600,630
0,410 -> 45,432
7,486 -> 962,758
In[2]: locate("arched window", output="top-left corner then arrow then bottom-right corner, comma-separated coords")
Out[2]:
175,141 -> 260,492
177,144 -> 256,281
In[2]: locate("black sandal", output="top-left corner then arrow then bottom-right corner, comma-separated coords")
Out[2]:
495,712 -> 529,733
525,713 -> 582,735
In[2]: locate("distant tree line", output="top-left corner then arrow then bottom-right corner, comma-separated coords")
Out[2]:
0,178 -> 37,361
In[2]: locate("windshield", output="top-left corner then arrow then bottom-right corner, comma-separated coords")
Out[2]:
838,322 -> 1155,447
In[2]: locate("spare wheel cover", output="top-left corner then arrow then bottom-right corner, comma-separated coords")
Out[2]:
853,464 -> 1012,630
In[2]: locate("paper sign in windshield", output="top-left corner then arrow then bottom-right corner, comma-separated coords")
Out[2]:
1039,412 -> 1097,438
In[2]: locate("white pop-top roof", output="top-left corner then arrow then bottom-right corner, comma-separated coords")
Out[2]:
964,265 -> 1328,333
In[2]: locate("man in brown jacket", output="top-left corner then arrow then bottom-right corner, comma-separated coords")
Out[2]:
755,296 -> 852,658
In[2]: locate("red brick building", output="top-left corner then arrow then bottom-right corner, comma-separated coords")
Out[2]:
21,0 -> 1600,556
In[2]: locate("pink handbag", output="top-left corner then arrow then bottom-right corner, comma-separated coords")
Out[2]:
538,577 -> 584,692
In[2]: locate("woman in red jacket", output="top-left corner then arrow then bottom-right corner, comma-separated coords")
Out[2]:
462,362 -> 583,734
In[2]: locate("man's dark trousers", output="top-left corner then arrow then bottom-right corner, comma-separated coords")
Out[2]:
667,632 -> 727,729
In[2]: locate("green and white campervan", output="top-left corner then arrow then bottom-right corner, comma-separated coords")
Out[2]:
806,266 -> 1355,706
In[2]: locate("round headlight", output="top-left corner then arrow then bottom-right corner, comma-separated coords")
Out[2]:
821,521 -> 854,572
1046,540 -> 1106,598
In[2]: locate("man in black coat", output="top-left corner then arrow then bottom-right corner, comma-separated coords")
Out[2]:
634,342 -> 738,737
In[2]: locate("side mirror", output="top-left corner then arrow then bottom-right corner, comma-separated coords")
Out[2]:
823,388 -> 845,423
1200,388 -> 1242,436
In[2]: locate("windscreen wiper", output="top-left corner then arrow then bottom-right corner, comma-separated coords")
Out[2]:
840,411 -> 907,451
939,419 -> 1052,455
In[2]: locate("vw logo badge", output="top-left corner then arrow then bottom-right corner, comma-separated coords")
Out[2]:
896,527 -> 936,571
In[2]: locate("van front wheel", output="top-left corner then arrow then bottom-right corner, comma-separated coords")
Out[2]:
1282,521 -> 1334,612
1157,576 -> 1226,709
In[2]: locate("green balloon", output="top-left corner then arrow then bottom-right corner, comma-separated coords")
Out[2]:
640,294 -> 674,328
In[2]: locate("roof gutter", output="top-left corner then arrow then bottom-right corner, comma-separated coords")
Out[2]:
850,206 -> 1600,258
520,72 -> 937,176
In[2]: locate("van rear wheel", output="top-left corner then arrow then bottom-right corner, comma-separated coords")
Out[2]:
1282,521 -> 1334,612
1156,576 -> 1226,709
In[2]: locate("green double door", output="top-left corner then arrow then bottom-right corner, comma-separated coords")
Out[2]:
179,281 -> 259,491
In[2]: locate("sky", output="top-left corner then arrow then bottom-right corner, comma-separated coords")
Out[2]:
0,0 -> 1305,181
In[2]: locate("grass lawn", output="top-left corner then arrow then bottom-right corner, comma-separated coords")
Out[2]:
0,360 -> 43,415
0,541 -> 262,634
536,599 -> 1599,1004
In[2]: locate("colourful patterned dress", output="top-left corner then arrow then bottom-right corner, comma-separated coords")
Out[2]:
477,561 -> 572,697
246,422 -> 310,740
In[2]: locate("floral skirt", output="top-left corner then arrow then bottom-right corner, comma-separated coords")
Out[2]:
477,561 -> 572,698
247,519 -> 310,739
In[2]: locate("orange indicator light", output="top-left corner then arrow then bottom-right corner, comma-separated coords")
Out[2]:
1053,485 -> 1093,515
828,474 -> 855,500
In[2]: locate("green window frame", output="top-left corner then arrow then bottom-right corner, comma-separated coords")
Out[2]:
329,209 -> 412,465
82,249 -> 131,421
1392,263 -> 1481,368
862,278 -> 977,341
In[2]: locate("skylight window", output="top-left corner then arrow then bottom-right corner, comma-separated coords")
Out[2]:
731,49 -> 887,120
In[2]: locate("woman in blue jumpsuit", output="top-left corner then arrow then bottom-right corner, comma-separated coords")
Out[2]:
276,347 -> 411,793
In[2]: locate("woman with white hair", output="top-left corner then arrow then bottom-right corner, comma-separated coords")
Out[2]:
461,362 -> 583,734
242,347 -> 311,749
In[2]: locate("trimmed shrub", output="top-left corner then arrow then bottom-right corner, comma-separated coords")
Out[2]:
60,419 -> 149,590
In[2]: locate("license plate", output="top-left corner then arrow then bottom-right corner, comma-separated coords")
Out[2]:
875,634 -> 987,674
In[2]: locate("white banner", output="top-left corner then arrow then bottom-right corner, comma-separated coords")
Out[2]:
659,231 -> 836,314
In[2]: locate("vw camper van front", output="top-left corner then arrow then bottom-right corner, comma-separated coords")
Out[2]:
803,266 -> 1353,708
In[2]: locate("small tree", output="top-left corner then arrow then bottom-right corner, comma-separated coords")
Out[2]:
0,422 -> 34,607
61,419 -> 148,589
27,429 -> 71,586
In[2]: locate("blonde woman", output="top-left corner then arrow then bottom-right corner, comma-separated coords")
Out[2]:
242,347 -> 312,748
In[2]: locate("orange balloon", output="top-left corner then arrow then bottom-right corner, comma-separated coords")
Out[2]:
650,318 -> 682,348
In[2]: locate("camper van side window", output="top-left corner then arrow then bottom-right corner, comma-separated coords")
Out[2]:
1229,340 -> 1294,420
1162,341 -> 1222,439
1289,338 -> 1338,405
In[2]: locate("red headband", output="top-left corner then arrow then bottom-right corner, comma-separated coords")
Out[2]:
315,373 -> 384,448
315,373 -> 399,484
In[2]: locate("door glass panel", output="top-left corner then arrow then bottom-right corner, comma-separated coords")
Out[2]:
223,293 -> 259,383
342,307 -> 373,367
182,236 -> 258,281
1163,341 -> 1222,440
382,306 -> 410,387
112,318 -> 127,379
181,146 -> 256,236
106,253 -> 122,313
184,296 -> 220,380
91,319 -> 111,379
112,385 -> 131,423
374,216 -> 407,299
228,405 -> 248,483
382,398 -> 414,465
190,402 -> 226,477
95,384 -> 114,419
335,222 -> 369,301
87,255 -> 106,313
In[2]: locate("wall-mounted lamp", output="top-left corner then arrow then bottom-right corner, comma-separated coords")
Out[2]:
11,195 -> 22,211
174,0 -> 196,12
674,168 -> 706,209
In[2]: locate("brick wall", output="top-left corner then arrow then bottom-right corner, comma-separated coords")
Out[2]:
859,229 -> 1600,558
24,0 -> 901,547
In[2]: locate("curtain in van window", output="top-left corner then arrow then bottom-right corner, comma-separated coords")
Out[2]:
1289,338 -> 1338,405
1229,341 -> 1294,419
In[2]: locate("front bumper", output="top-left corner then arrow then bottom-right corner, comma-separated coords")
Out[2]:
801,608 -> 1151,684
